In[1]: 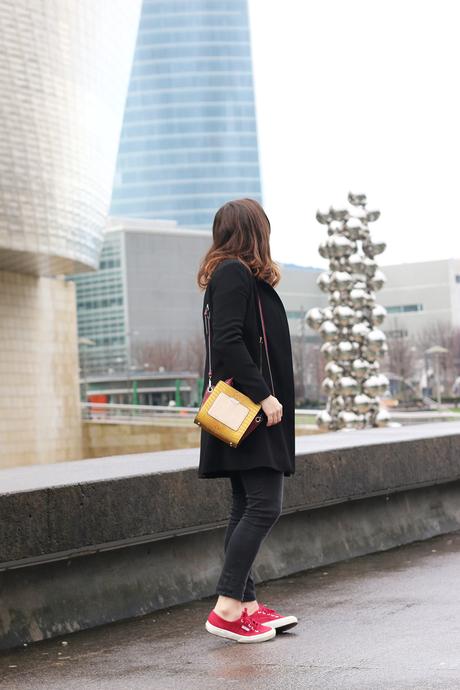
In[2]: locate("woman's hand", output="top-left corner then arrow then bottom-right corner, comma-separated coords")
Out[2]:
260,395 -> 283,427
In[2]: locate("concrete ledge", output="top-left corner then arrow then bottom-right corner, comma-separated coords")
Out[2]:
2,421 -> 460,650
1,422 -> 460,569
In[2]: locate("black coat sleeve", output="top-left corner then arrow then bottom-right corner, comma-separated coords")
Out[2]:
210,260 -> 272,403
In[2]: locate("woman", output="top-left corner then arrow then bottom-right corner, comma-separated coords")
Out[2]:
196,198 -> 298,644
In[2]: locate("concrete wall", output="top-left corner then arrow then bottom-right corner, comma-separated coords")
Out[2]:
81,420 -> 318,459
82,420 -> 201,457
1,422 -> 460,649
0,270 -> 82,469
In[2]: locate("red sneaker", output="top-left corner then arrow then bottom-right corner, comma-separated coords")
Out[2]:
205,606 -> 276,643
250,603 -> 298,632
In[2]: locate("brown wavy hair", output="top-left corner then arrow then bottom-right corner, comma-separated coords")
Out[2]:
197,198 -> 281,290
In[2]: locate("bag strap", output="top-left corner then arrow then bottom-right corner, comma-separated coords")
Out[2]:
203,275 -> 275,397
255,280 -> 275,397
203,302 -> 213,391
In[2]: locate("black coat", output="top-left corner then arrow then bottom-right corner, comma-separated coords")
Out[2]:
198,258 -> 296,479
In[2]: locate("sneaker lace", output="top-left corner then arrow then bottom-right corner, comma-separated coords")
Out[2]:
259,603 -> 277,615
241,607 -> 261,630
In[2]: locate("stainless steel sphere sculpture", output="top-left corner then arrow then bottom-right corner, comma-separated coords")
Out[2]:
307,192 -> 391,431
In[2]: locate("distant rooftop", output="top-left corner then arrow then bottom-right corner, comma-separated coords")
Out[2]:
280,261 -> 323,271
106,216 -> 211,238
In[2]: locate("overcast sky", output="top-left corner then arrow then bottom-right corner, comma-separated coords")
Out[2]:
248,0 -> 459,270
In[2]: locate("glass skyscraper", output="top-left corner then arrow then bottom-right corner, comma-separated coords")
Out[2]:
110,0 -> 262,228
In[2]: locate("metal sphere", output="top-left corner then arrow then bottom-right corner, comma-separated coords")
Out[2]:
376,373 -> 390,395
323,306 -> 333,321
372,304 -> 387,325
369,269 -> 386,291
306,307 -> 326,331
362,257 -> 377,277
352,341 -> 361,354
333,305 -> 356,326
317,271 -> 331,292
366,329 -> 386,352
366,209 -> 381,222
379,342 -> 389,356
363,375 -> 383,395
318,240 -> 330,258
327,235 -> 356,258
349,287 -> 367,308
320,341 -> 337,361
319,320 -> 339,342
325,362 -> 344,380
338,410 -> 359,427
329,290 -> 342,306
321,377 -> 335,393
329,206 -> 350,221
343,217 -> 363,240
316,410 -> 332,428
351,206 -> 368,222
358,224 -> 371,240
351,358 -> 371,379
364,291 -> 376,307
336,375 -> 359,395
328,220 -> 343,234
348,192 -> 367,206
351,322 -> 371,342
362,239 -> 387,258
375,408 -> 391,426
330,395 -> 346,409
361,346 -> 378,362
330,271 -> 353,291
353,393 -> 373,413
366,397 -> 380,408
316,209 -> 331,224
336,340 -> 355,361
348,253 -> 366,274
338,260 -> 352,275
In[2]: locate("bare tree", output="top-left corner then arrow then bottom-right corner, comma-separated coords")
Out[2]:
384,331 -> 417,401
133,338 -> 185,371
182,330 -> 206,374
291,336 -> 306,402
291,336 -> 323,404
414,320 -> 459,396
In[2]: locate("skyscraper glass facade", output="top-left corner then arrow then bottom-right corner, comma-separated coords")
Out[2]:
71,232 -> 127,375
110,0 -> 262,228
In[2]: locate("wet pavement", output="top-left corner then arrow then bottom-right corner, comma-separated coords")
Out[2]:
2,531 -> 460,689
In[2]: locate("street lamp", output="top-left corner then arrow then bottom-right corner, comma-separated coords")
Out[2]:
425,345 -> 449,406
124,330 -> 140,404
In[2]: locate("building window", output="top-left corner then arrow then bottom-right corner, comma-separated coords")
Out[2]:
287,310 -> 307,319
386,304 -> 423,313
386,329 -> 409,338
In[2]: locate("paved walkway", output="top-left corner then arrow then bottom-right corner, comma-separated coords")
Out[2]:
2,531 -> 460,689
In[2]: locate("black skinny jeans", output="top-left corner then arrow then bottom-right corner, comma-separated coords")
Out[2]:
215,466 -> 284,602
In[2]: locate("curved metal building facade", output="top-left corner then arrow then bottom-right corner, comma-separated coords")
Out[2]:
111,0 -> 262,229
0,0 -> 142,276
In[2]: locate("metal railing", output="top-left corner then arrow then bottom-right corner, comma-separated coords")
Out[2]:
81,401 -> 460,427
81,402 -> 321,426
